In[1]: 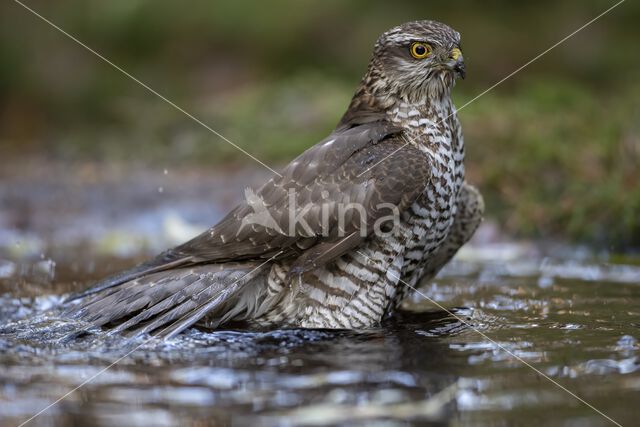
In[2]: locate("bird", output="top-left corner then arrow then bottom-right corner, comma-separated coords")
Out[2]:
65,20 -> 484,338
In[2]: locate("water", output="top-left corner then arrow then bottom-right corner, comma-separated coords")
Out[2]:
1,166 -> 639,426
1,249 -> 638,426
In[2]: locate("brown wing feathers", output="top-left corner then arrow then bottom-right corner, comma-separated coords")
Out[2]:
68,121 -> 429,306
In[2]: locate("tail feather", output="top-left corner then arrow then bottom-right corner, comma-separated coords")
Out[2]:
109,277 -> 214,334
64,256 -> 194,302
130,267 -> 263,337
128,277 -> 224,336
154,278 -> 248,339
67,271 -> 196,326
66,262 -> 270,336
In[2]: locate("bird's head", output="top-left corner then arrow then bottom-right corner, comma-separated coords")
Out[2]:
365,20 -> 464,103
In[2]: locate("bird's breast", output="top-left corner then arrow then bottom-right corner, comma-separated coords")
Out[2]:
388,100 -> 465,287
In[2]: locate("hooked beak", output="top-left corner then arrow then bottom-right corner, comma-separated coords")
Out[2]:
454,58 -> 466,79
450,48 -> 465,79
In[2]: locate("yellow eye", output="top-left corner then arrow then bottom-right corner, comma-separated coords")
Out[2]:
410,42 -> 432,59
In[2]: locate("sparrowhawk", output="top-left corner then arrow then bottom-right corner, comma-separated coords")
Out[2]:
66,20 -> 484,337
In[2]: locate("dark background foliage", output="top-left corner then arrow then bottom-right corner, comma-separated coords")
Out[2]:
1,0 -> 638,248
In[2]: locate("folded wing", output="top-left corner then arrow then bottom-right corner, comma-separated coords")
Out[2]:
69,121 -> 431,301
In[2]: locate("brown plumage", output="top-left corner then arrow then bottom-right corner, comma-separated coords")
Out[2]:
65,20 -> 483,337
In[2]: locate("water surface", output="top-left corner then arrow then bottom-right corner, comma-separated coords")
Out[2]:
0,166 -> 638,426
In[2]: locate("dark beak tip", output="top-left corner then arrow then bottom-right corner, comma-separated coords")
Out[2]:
455,63 -> 466,79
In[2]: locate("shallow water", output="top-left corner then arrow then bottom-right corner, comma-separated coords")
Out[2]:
1,166 -> 639,426
1,250 -> 638,427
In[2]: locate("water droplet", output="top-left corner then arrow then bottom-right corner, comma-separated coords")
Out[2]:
538,276 -> 553,288
158,187 -> 164,193
163,169 -> 168,175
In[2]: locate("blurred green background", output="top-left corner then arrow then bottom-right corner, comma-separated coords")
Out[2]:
0,0 -> 638,248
